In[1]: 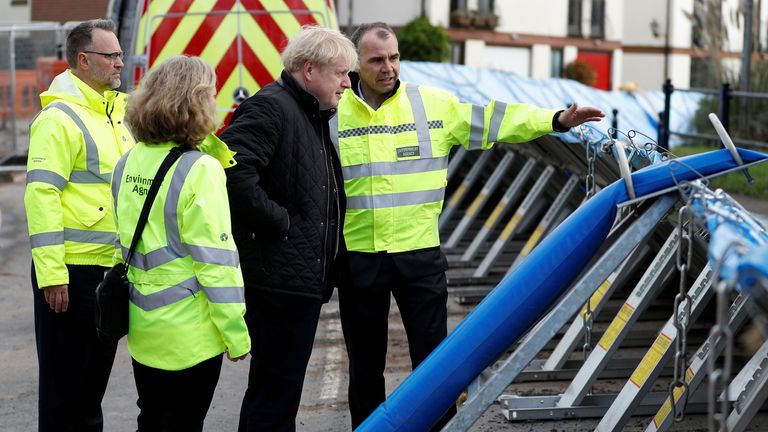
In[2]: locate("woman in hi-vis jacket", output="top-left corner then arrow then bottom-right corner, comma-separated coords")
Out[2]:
113,55 -> 250,431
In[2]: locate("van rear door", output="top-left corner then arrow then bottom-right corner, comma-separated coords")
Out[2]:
121,0 -> 337,126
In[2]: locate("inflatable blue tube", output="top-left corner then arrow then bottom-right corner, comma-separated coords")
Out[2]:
358,148 -> 768,432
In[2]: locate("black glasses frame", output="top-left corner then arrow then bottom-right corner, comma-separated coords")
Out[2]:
82,50 -> 124,62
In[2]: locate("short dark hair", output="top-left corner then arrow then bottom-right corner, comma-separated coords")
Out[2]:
349,22 -> 395,52
65,19 -> 117,67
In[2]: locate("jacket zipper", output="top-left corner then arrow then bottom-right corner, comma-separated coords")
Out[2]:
320,121 -> 332,284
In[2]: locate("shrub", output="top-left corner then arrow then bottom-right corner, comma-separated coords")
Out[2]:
396,16 -> 450,62
563,60 -> 596,86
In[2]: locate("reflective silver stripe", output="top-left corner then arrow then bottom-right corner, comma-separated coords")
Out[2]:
26,169 -> 67,191
111,152 -> 130,215
405,84 -> 432,158
122,246 -> 178,270
117,152 -> 208,271
187,245 -> 240,266
342,156 -> 449,180
329,115 -> 340,156
30,231 -> 64,248
116,151 -> 220,272
165,152 -> 205,258
346,187 -> 445,210
469,104 -> 485,150
338,121 -> 443,139
44,102 -> 111,184
129,277 -> 200,311
202,285 -> 245,303
69,170 -> 111,184
487,101 -> 507,144
64,228 -> 116,245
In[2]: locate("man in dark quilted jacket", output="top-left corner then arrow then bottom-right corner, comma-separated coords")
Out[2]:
219,27 -> 357,432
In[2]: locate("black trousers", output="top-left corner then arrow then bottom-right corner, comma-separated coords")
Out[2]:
32,263 -> 117,432
338,250 -> 456,430
133,354 -> 223,432
238,290 -> 323,432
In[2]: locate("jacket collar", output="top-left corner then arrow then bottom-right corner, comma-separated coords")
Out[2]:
276,70 -> 336,119
348,71 -> 400,106
40,69 -> 124,113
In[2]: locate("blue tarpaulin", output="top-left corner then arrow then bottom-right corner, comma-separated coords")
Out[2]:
400,61 -> 702,147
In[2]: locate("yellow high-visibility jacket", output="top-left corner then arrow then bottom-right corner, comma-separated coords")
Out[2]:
331,80 -> 558,253
112,140 -> 249,370
25,70 -> 134,287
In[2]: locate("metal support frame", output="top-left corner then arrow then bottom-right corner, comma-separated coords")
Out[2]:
444,193 -> 678,431
593,266 -> 718,431
540,244 -> 647,371
556,229 -> 682,408
726,337 -> 768,432
460,158 -> 536,262
643,292 -> 751,432
444,151 -> 515,249
439,150 -> 493,231
500,391 -> 709,421
473,165 -> 555,278
508,174 -> 580,271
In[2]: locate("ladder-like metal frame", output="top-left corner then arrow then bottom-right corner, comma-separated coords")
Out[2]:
473,165 -> 556,278
444,193 -> 679,431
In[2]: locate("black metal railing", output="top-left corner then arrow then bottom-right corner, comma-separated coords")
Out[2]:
659,78 -> 768,150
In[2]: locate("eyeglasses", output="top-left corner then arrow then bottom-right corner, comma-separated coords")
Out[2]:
82,50 -> 123,63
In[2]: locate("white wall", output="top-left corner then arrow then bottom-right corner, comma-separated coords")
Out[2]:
463,39 -> 486,68
622,0 -> 667,46
622,51 -> 690,90
336,0 -> 421,27
494,0 -> 569,37
670,0 -> 693,49
0,2 -> 31,23
611,48 -> 623,91
604,0 -> 624,40
623,53 -> 666,91
531,44 -> 551,79
762,0 -> 768,51
463,39 -> 532,77
482,45 -> 531,76
427,0 -> 451,27
669,52 -> 691,87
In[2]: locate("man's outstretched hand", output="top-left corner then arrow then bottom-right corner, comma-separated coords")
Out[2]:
557,103 -> 605,129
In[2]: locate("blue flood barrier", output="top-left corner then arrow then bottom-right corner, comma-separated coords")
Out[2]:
357,148 -> 768,432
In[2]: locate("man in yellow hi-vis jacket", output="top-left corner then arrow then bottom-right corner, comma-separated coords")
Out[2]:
332,22 -> 605,430
23,19 -> 134,431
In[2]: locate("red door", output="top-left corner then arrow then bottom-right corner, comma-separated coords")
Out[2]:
576,50 -> 611,90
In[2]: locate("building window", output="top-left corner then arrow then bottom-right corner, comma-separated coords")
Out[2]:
450,0 -> 468,11
568,0 -> 583,37
591,0 -> 605,39
451,42 -> 465,65
478,0 -> 494,13
551,49 -> 564,77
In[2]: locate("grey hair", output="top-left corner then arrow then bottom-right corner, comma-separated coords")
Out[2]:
281,25 -> 357,73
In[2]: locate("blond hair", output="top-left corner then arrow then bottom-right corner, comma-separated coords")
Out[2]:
126,56 -> 218,147
281,26 -> 357,73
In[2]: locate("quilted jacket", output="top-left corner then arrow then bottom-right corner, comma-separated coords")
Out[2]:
220,70 -> 345,301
